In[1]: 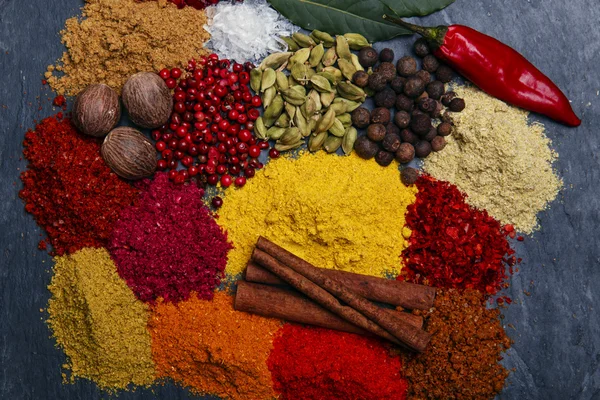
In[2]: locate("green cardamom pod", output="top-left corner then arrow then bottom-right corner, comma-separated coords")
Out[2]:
344,33 -> 370,50
323,135 -> 343,153
321,47 -> 338,67
261,68 -> 276,92
309,115 -> 319,133
303,96 -> 316,119
310,75 -> 333,93
309,44 -> 325,68
315,108 -> 336,134
328,102 -> 347,116
342,126 -> 358,155
275,112 -> 291,128
263,94 -> 284,127
309,89 -> 322,111
316,62 -> 325,72
250,68 -> 262,93
262,86 -> 277,109
337,81 -> 366,101
338,113 -> 352,127
289,47 -> 311,66
294,109 -> 311,137
311,30 -> 335,47
259,52 -> 293,70
281,88 -> 306,106
290,85 -> 307,96
279,127 -> 302,145
292,32 -> 316,48
308,131 -> 328,152
275,140 -> 304,152
288,74 -> 299,87
337,58 -> 357,81
254,117 -> 268,140
316,72 -> 337,86
320,91 -> 336,108
321,67 -> 343,84
306,68 -> 316,81
333,98 -> 362,112
335,36 -> 352,61
328,118 -> 346,137
285,103 -> 296,120
275,71 -> 289,91
281,36 -> 300,52
350,54 -> 364,72
291,62 -> 308,82
267,126 -> 286,140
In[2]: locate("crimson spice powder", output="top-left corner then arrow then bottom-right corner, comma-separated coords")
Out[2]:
19,116 -> 139,256
109,172 -> 231,303
268,324 -> 408,400
400,175 -> 515,295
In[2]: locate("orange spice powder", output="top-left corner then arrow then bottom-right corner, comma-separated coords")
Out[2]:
149,291 -> 280,399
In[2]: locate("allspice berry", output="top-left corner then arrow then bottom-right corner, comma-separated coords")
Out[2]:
426,81 -> 445,100
122,72 -> 173,129
410,113 -> 432,135
101,127 -> 157,180
422,127 -> 438,141
401,167 -> 419,186
418,98 -> 437,114
394,111 -> 411,129
379,48 -> 395,62
72,84 -> 120,137
449,98 -> 466,112
436,65 -> 454,83
382,133 -> 401,152
374,87 -> 396,108
414,140 -> 433,158
415,70 -> 432,84
370,107 -> 391,125
367,124 -> 387,142
358,47 -> 379,68
400,129 -> 418,144
413,38 -> 430,58
352,70 -> 370,88
368,73 -> 388,92
351,107 -> 371,128
375,62 -> 397,82
395,143 -> 415,164
354,136 -> 379,159
386,122 -> 400,136
422,55 -> 440,73
437,122 -> 453,136
403,76 -> 426,98
441,91 -> 457,106
375,150 -> 395,167
390,77 -> 406,94
395,94 -> 414,112
396,56 -> 417,77
431,135 -> 447,151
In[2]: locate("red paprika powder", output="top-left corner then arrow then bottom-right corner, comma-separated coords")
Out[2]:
400,176 -> 514,295
268,324 -> 408,400
19,116 -> 139,255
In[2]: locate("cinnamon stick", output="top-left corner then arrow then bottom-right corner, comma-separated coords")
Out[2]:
235,281 -> 423,334
252,243 -> 431,352
245,260 -> 435,309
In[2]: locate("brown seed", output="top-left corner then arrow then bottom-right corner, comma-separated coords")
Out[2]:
122,72 -> 173,129
352,70 -> 370,88
426,81 -> 445,100
395,143 -> 415,164
368,73 -> 388,92
414,140 -> 432,158
418,98 -> 437,114
358,47 -> 378,68
436,65 -> 454,83
101,127 -> 157,180
354,136 -> 379,159
431,135 -> 447,151
394,111 -> 411,129
382,133 -> 401,152
449,98 -> 466,112
370,107 -> 391,125
351,107 -> 371,128
413,38 -> 430,58
367,124 -> 387,142
400,129 -> 418,145
72,84 -> 120,137
396,56 -> 417,77
422,127 -> 438,141
410,113 -> 432,135
395,94 -> 414,112
375,150 -> 395,167
415,70 -> 431,84
375,62 -> 396,82
386,122 -> 400,136
403,76 -> 425,98
437,122 -> 453,136
441,91 -> 457,106
422,55 -> 440,73
401,167 -> 419,185
379,48 -> 395,63
390,77 -> 406,94
374,87 -> 396,108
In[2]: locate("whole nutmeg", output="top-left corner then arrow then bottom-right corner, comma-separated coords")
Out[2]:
352,70 -> 370,88
122,72 -> 173,129
370,107 -> 391,125
375,150 -> 395,167
101,127 -> 157,180
367,124 -> 387,142
354,136 -> 379,159
351,107 -> 371,128
395,143 -> 415,164
72,84 -> 120,137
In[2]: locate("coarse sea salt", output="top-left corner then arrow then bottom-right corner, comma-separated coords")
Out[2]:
204,0 -> 298,63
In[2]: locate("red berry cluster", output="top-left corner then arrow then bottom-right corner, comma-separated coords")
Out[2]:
154,54 -> 278,187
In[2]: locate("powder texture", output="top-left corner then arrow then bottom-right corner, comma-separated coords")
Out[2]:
424,86 -> 562,234
47,248 -> 155,390
149,291 -> 280,399
268,324 -> 408,400
109,172 -> 232,303
402,289 -> 511,399
46,0 -> 210,95
218,152 -> 417,278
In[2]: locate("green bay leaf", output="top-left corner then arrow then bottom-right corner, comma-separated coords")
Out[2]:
267,0 -> 454,42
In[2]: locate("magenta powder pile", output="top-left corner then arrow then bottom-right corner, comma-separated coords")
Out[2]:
109,173 -> 232,303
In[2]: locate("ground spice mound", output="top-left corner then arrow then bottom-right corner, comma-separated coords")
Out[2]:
268,324 -> 408,400
47,248 -> 155,390
46,0 -> 210,95
149,291 -> 279,399
401,176 -> 514,295
218,152 -> 417,278
424,86 -> 562,234
19,116 -> 139,256
109,172 -> 231,303
402,289 -> 511,399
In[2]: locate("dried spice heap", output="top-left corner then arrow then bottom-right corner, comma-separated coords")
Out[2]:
401,175 -> 514,295
47,248 -> 155,390
149,291 -> 280,399
109,172 -> 232,303
19,116 -> 139,256
46,0 -> 210,95
268,324 -> 408,400
402,289 -> 511,399
424,86 -> 562,234
217,152 -> 417,278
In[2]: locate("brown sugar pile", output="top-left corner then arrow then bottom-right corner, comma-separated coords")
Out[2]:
46,0 -> 210,95
401,289 -> 512,399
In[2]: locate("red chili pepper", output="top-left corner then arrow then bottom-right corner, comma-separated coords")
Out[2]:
383,16 -> 581,127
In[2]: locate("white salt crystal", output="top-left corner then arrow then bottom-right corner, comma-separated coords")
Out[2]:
204,0 -> 299,63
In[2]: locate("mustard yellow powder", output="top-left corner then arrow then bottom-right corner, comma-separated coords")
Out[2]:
47,248 -> 155,391
218,152 -> 417,278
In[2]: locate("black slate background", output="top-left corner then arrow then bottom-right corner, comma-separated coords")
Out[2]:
1,0 -> 599,399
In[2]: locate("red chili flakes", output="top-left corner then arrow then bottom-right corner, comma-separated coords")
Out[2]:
52,95 -> 66,107
19,116 -> 139,255
400,176 -> 515,295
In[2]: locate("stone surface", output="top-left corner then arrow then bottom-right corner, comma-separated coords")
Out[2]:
0,0 -> 599,399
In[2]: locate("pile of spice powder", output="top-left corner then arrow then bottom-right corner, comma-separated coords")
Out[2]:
47,248 -> 155,390
19,116 -> 139,256
402,289 -> 511,399
400,175 -> 514,295
46,0 -> 210,95
109,172 -> 231,303
424,85 -> 562,234
217,152 -> 418,278
149,291 -> 280,399
268,324 -> 408,400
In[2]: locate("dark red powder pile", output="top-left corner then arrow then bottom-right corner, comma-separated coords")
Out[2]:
268,324 -> 408,400
109,172 -> 232,303
400,176 -> 514,295
19,116 -> 139,256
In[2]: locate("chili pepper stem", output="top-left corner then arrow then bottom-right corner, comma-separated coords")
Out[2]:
383,15 -> 447,48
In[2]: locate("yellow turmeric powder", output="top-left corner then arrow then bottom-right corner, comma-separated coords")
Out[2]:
218,152 -> 417,278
